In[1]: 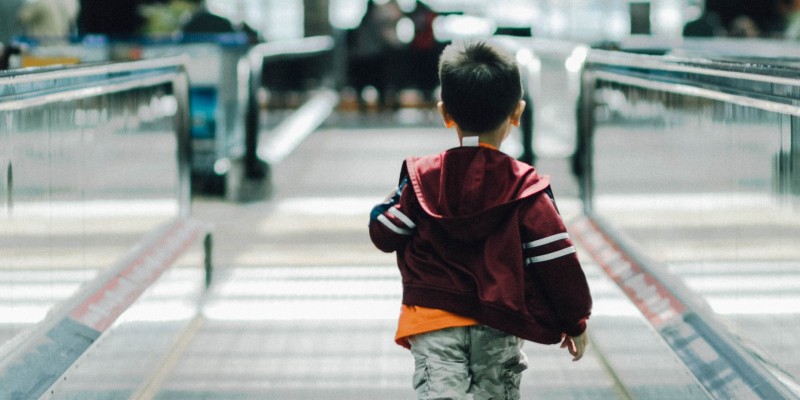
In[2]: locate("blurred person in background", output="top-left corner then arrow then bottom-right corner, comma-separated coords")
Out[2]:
728,15 -> 761,37
703,0 -> 788,38
1,1 -> 25,44
682,10 -> 726,37
348,0 -> 404,111
406,0 -> 441,103
78,0 -> 143,36
180,0 -> 260,42
139,0 -> 197,36
18,0 -> 79,38
781,0 -> 800,39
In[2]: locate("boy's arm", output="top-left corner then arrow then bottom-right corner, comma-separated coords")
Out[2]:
369,177 -> 416,253
521,190 -> 592,338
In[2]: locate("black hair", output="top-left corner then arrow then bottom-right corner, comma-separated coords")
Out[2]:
438,41 -> 522,133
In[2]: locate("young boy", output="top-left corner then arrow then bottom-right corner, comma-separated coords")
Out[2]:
369,41 -> 592,399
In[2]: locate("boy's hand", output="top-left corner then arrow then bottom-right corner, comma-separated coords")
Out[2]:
560,331 -> 588,361
383,188 -> 396,202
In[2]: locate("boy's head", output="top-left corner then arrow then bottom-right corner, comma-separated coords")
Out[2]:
438,41 -> 523,134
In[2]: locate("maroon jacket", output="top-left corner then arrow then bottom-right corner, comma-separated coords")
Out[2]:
369,145 -> 592,344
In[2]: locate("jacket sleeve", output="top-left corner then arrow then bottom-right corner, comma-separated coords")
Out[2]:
521,188 -> 592,337
369,177 -> 417,253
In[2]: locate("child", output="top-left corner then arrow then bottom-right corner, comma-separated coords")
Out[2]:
369,41 -> 592,399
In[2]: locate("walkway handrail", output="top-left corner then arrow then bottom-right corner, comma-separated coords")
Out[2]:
586,49 -> 800,87
0,56 -> 191,84
584,49 -> 800,118
242,36 -> 336,180
0,57 -> 193,215
578,50 -> 800,215
576,48 -> 800,399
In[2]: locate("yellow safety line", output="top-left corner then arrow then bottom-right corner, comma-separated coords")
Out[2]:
589,335 -> 636,400
130,314 -> 207,400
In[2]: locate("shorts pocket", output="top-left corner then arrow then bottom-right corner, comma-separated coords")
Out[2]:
503,347 -> 528,374
502,343 -> 527,399
412,355 -> 430,396
503,368 -> 523,400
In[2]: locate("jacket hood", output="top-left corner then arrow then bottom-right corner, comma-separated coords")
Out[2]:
404,147 -> 549,242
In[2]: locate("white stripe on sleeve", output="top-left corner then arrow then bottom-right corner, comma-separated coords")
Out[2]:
377,214 -> 412,235
526,246 -> 576,264
388,207 -> 416,229
523,232 -> 570,249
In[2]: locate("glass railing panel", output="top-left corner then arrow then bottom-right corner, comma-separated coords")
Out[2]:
0,63 -> 186,347
590,72 -> 800,382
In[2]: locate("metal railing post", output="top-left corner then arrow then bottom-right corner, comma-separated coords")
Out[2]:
576,69 -> 596,215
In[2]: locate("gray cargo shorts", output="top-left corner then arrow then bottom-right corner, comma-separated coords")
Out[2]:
408,325 -> 528,400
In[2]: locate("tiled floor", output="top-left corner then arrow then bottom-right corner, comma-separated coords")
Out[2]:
156,265 -> 625,399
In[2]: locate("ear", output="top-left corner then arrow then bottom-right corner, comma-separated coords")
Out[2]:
438,102 -> 456,128
510,100 -> 526,127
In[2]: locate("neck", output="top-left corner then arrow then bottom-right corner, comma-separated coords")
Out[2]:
477,133 -> 502,149
459,126 -> 507,149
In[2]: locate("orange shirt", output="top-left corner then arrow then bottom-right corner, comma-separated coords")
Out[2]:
395,306 -> 479,348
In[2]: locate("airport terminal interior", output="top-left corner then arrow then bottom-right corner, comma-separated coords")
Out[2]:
2,0 -> 800,399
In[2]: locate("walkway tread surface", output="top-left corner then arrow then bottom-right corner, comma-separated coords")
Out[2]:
165,113 -> 626,398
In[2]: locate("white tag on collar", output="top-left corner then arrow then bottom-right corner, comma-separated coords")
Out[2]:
462,136 -> 480,147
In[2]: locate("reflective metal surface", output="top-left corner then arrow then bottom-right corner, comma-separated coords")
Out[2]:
0,60 -> 189,346
581,50 -> 800,397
